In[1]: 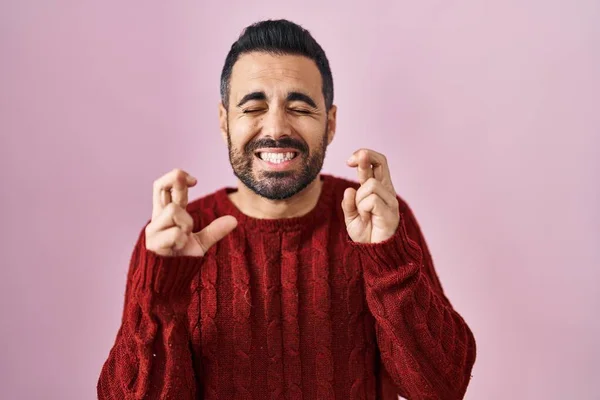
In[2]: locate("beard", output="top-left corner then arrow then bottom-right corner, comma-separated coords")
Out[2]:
227,123 -> 328,200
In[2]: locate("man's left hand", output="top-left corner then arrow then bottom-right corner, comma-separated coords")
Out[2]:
342,148 -> 400,244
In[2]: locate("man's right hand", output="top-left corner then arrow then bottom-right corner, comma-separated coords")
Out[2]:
145,168 -> 238,257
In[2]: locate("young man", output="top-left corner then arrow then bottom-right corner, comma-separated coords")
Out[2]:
98,19 -> 476,400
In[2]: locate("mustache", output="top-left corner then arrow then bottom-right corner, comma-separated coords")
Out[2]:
245,137 -> 308,154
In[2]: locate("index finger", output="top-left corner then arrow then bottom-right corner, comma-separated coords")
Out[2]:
152,168 -> 197,220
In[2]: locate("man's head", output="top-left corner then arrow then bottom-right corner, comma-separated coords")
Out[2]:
218,19 -> 337,200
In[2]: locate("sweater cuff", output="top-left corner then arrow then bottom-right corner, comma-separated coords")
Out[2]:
348,213 -> 422,272
131,233 -> 203,298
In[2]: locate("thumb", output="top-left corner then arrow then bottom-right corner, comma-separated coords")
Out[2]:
341,187 -> 359,224
194,215 -> 238,254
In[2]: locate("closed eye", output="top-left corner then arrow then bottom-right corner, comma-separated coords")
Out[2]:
242,108 -> 265,114
290,109 -> 311,115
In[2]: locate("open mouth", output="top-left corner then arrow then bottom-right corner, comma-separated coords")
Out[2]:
256,151 -> 298,163
254,149 -> 300,169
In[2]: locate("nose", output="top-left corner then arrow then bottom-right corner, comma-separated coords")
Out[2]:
261,106 -> 292,139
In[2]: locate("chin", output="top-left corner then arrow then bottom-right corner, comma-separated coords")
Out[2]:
249,171 -> 313,200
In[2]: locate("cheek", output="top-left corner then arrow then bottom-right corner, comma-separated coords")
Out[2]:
229,119 -> 259,149
291,120 -> 327,150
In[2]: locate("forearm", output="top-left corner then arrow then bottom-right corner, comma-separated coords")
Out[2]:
355,214 -> 476,399
98,230 -> 202,399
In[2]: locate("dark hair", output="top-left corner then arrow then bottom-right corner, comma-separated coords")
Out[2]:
220,19 -> 334,111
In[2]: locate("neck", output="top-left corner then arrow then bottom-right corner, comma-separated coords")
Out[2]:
228,175 -> 323,219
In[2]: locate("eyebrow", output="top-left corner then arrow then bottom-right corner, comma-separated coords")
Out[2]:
236,91 -> 318,109
286,92 -> 317,108
236,91 -> 266,107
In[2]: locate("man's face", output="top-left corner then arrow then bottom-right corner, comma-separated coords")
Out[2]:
219,52 -> 336,200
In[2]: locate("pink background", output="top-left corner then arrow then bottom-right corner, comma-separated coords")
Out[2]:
1,1 -> 598,399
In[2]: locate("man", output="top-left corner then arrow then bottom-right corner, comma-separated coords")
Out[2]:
98,19 -> 476,400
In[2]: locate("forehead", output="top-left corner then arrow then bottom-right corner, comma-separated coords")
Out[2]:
229,52 -> 323,101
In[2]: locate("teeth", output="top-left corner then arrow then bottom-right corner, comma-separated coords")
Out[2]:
259,152 -> 296,163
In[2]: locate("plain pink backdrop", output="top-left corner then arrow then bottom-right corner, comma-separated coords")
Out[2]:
1,1 -> 598,399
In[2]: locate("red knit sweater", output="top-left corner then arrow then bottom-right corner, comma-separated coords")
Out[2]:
98,174 -> 476,400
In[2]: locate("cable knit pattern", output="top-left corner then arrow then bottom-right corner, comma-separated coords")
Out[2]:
362,310 -> 377,399
98,227 -> 200,399
260,235 -> 285,400
343,246 -> 367,400
353,208 -> 477,399
98,174 -> 476,400
280,231 -> 303,400
230,226 -> 252,400
311,217 -> 335,399
187,211 -> 203,396
200,251 -> 219,400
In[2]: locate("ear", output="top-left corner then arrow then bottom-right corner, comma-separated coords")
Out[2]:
326,104 -> 337,146
218,102 -> 228,144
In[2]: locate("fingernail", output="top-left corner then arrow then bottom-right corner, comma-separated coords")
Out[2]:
347,155 -> 355,164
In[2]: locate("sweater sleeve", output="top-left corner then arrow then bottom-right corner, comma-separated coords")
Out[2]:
350,200 -> 476,400
97,225 -> 202,400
